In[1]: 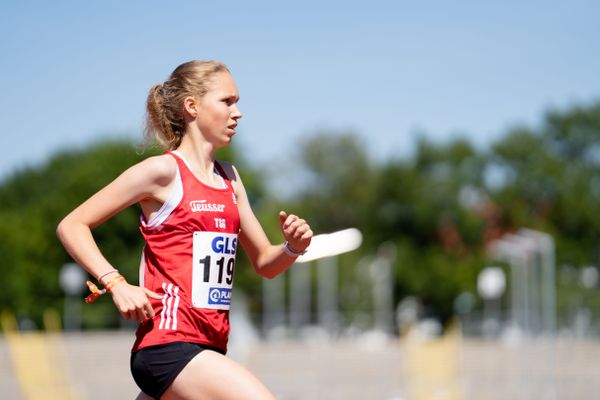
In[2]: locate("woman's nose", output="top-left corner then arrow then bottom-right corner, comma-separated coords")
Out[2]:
232,105 -> 242,119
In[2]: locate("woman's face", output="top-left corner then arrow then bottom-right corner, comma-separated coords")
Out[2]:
195,71 -> 242,147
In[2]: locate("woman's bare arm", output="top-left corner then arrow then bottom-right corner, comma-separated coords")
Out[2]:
56,155 -> 175,320
225,164 -> 312,279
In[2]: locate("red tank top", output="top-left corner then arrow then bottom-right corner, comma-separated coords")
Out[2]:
132,151 -> 240,353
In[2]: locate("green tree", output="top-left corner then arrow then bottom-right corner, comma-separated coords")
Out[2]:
3,99 -> 600,332
0,139 -> 266,329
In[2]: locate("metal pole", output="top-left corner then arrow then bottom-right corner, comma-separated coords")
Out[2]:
59,263 -> 86,331
289,262 -> 311,333
262,274 -> 286,337
317,257 -> 338,334
371,256 -> 393,335
520,229 -> 556,337
63,295 -> 82,331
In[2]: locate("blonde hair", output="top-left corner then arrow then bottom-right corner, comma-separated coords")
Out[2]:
144,60 -> 230,150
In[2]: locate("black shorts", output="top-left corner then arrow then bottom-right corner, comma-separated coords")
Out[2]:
130,341 -> 225,399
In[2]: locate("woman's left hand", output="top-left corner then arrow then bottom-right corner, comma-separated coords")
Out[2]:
279,211 -> 313,253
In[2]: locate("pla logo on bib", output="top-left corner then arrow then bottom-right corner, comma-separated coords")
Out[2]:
208,287 -> 232,306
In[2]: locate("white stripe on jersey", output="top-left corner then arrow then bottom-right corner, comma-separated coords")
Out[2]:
172,286 -> 180,330
164,283 -> 174,329
159,282 -> 180,331
159,282 -> 168,330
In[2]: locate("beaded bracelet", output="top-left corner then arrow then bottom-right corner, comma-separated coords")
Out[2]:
97,269 -> 119,283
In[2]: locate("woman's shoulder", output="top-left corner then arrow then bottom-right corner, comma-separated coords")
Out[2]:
132,153 -> 178,186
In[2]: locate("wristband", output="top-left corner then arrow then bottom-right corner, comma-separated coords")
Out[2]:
105,275 -> 126,292
84,274 -> 126,304
283,241 -> 307,256
85,281 -> 105,304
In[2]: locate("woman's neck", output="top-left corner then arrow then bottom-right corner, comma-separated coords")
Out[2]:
176,134 -> 219,179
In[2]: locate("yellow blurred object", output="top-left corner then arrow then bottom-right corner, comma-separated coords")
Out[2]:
1,310 -> 80,400
404,320 -> 464,400
1,309 -> 18,332
43,308 -> 62,332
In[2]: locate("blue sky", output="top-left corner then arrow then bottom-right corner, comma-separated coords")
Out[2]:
1,1 -> 599,189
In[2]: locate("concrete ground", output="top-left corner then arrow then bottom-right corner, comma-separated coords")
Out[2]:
1,331 -> 600,400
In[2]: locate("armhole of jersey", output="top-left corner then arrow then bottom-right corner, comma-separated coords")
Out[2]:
141,164 -> 183,229
139,249 -> 146,287
214,161 -> 234,193
171,150 -> 192,171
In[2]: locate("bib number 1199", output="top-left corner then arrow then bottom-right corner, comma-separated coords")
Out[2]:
192,232 -> 237,310
198,255 -> 234,285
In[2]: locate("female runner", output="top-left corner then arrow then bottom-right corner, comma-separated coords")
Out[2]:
57,60 -> 312,399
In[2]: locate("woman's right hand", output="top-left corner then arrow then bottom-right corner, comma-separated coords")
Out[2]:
109,282 -> 163,322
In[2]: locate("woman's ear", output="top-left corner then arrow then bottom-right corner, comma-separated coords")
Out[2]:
183,95 -> 198,118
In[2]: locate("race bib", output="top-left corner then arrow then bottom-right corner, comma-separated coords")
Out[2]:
192,231 -> 238,310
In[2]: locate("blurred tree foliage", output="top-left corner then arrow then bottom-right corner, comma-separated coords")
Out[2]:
1,100 -> 599,329
0,140 -> 266,329
287,102 -> 600,324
